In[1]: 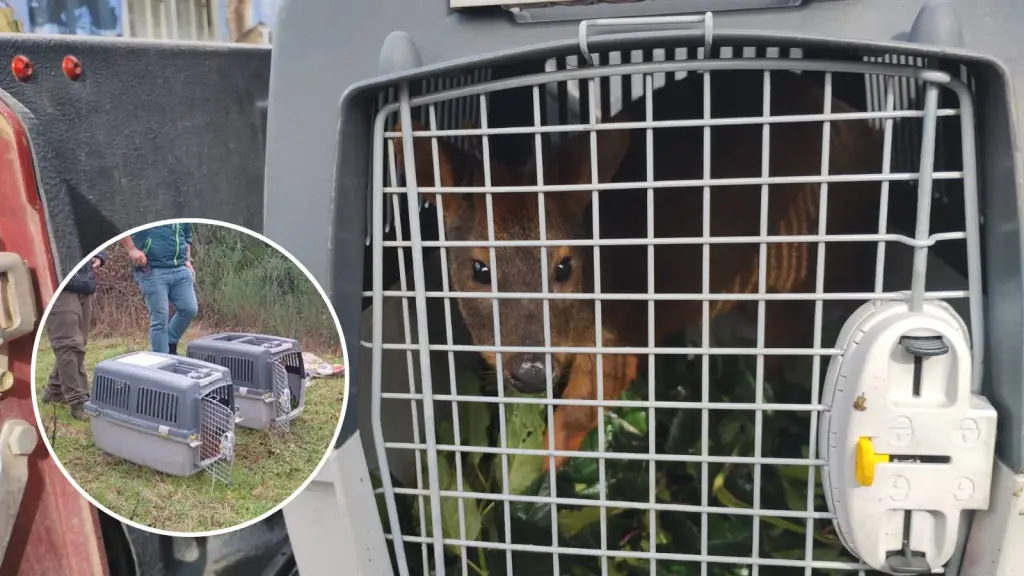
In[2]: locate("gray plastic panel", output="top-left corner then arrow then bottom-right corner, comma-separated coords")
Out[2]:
0,36 -> 271,277
235,395 -> 277,430
91,417 -> 198,477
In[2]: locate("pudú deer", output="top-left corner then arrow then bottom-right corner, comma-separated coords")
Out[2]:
395,68 -> 883,471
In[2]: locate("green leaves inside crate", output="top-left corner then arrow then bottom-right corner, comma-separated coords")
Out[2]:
501,390 -> 546,496
385,330 -> 858,576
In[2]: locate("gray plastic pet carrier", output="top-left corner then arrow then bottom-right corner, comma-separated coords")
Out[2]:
84,352 -> 238,483
185,333 -> 308,432
263,0 -> 1024,575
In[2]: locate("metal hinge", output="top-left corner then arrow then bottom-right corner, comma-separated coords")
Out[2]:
0,252 -> 38,394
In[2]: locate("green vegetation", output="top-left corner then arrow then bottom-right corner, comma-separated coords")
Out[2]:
92,224 -> 340,353
375,328 -> 875,576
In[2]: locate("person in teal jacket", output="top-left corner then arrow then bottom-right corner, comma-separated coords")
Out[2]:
119,223 -> 198,355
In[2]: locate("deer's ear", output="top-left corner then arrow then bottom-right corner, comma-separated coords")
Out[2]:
555,121 -> 632,210
392,120 -> 460,188
392,120 -> 475,231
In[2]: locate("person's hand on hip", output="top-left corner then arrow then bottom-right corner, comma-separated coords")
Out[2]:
185,259 -> 195,280
128,247 -> 147,267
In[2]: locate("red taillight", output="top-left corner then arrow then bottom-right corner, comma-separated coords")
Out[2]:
62,56 -> 82,81
10,55 -> 32,82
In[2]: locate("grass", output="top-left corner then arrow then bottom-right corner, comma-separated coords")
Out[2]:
34,334 -> 346,534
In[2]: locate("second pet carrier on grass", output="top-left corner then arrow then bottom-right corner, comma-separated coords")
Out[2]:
185,333 -> 308,431
84,352 -> 239,483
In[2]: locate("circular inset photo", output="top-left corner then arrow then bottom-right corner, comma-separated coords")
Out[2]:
30,219 -> 348,536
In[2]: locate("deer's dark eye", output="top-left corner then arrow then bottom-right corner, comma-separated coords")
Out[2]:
554,257 -> 572,283
472,260 -> 491,285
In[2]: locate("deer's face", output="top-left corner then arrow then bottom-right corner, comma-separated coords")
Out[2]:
394,123 -> 631,393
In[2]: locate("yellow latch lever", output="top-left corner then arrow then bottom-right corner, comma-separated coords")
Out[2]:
855,437 -> 890,486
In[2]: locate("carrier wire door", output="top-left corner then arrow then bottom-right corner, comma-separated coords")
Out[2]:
197,382 -> 236,484
368,49 -> 983,576
271,351 -> 305,432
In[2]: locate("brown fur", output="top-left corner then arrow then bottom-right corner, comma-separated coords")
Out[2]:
395,70 -> 883,470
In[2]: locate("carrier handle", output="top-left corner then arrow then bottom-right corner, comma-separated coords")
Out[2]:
577,12 -> 714,66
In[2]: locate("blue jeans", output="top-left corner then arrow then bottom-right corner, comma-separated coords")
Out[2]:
133,266 -> 198,353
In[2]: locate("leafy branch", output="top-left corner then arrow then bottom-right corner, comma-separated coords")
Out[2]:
374,323 -> 872,576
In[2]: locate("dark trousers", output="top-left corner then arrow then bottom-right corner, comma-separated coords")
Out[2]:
44,291 -> 93,407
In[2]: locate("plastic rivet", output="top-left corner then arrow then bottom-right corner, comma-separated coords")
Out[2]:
62,55 -> 82,81
11,55 -> 33,81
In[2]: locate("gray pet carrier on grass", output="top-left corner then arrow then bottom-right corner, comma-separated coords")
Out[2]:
84,352 -> 238,483
185,333 -> 308,432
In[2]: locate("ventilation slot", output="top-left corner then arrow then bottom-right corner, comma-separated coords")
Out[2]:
136,386 -> 179,425
222,356 -> 255,384
187,351 -> 217,364
93,375 -> 130,411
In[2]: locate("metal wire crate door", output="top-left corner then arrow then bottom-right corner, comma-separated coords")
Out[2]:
199,387 -> 236,484
272,360 -> 292,432
369,54 -> 984,576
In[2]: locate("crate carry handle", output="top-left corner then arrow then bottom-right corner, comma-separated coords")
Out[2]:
577,12 -> 714,66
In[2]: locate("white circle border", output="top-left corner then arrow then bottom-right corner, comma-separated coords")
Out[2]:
29,217 -> 351,539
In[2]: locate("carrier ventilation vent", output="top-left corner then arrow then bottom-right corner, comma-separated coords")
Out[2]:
221,355 -> 256,384
135,386 -> 180,425
188,351 -> 217,364
93,375 -> 131,411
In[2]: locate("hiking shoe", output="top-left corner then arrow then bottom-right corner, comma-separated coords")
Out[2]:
168,342 -> 179,356
69,403 -> 88,421
41,388 -> 66,404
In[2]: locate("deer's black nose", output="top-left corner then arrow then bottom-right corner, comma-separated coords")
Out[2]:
508,354 -> 549,394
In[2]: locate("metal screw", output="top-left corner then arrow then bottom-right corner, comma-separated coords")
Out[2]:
8,421 -> 38,455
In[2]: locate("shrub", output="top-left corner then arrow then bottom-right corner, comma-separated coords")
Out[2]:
89,224 -> 340,353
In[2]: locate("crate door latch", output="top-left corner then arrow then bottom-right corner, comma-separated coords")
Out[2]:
818,299 -> 998,574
